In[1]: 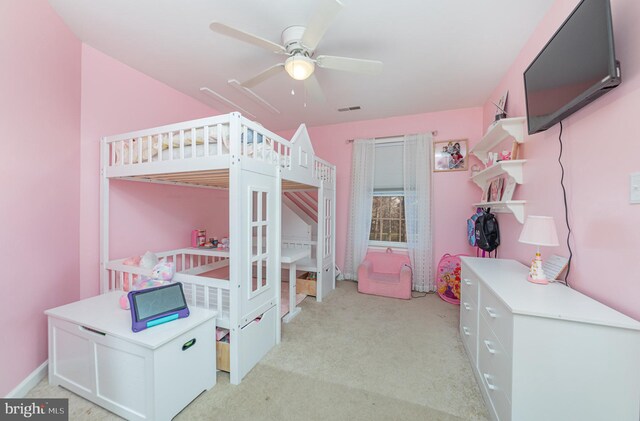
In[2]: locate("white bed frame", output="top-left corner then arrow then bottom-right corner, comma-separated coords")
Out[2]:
100,112 -> 335,384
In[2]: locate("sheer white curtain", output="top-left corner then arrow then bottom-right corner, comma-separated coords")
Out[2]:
344,139 -> 375,280
403,133 -> 433,292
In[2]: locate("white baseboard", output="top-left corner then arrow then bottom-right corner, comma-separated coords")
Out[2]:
5,361 -> 48,398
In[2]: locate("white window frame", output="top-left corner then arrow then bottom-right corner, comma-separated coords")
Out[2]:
367,137 -> 407,249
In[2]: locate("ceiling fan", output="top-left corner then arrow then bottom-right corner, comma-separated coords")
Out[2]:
209,0 -> 383,100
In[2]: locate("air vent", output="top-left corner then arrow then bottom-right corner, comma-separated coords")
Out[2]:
338,106 -> 361,112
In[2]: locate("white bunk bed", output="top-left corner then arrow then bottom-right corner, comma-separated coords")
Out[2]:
100,112 -> 335,385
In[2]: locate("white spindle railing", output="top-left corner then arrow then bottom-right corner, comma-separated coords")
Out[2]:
105,121 -> 298,169
105,249 -> 230,322
313,157 -> 335,184
105,118 -> 231,168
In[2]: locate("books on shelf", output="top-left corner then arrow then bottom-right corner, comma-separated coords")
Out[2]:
481,175 -> 513,203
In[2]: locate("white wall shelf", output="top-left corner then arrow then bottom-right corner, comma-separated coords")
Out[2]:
470,117 -> 527,223
471,200 -> 526,223
470,117 -> 526,165
471,159 -> 526,188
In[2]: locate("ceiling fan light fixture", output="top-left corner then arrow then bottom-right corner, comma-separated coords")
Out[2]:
285,55 -> 315,81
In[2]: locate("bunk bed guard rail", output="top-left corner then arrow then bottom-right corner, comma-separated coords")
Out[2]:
106,248 -> 231,327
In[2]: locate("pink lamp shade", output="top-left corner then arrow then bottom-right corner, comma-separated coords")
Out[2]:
518,215 -> 559,247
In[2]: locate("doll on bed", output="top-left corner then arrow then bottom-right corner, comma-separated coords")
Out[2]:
119,253 -> 175,310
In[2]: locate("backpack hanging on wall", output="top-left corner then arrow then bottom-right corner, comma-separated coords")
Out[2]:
475,210 -> 500,253
466,209 -> 483,247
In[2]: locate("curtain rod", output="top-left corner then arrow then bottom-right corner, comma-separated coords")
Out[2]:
346,131 -> 438,143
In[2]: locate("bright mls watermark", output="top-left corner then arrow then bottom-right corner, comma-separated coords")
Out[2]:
1,399 -> 68,420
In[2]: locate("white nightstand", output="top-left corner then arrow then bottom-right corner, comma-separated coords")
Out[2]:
46,291 -> 217,421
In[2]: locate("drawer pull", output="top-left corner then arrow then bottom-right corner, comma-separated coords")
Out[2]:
485,307 -> 498,318
463,302 -> 471,311
81,326 -> 106,336
483,373 -> 497,391
463,279 -> 472,286
462,326 -> 470,336
182,338 -> 197,351
484,339 -> 496,354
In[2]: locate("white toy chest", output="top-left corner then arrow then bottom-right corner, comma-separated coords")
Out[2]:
46,291 -> 217,421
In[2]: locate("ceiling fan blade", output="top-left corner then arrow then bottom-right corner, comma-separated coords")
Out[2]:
316,55 -> 383,75
304,74 -> 325,103
301,0 -> 344,51
210,22 -> 286,54
240,64 -> 285,88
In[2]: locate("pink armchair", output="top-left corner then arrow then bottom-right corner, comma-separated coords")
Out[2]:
357,251 -> 412,299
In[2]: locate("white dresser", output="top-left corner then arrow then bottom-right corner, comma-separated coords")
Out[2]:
46,292 -> 217,421
460,257 -> 640,421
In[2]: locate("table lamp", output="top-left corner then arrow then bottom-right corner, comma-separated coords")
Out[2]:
518,215 -> 559,284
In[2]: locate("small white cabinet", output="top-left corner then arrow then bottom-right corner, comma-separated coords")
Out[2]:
46,292 -> 217,421
460,257 -> 640,421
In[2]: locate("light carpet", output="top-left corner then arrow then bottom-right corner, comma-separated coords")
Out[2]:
27,281 -> 488,420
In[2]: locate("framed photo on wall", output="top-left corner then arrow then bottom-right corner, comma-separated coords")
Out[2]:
433,139 -> 468,172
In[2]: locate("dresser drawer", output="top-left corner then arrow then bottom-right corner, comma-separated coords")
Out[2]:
478,315 -> 512,402
460,298 -> 478,365
479,284 -> 513,352
478,317 -> 512,421
461,263 -> 479,305
479,370 -> 511,421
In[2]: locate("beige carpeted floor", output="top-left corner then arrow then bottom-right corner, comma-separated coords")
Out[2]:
28,281 -> 488,420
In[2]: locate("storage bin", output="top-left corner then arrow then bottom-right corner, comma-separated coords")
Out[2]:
216,340 -> 230,372
296,272 -> 317,296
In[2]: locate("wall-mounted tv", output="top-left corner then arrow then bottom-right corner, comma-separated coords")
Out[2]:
524,0 -> 621,135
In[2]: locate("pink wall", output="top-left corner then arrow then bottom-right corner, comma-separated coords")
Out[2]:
8,0 -> 637,397
482,0 -> 640,320
0,1 -> 81,396
80,45 -> 227,298
283,108 -> 483,274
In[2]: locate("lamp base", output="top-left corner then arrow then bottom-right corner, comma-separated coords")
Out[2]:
527,275 -> 549,285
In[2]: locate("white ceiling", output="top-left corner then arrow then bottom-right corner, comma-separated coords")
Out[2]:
49,0 -> 555,131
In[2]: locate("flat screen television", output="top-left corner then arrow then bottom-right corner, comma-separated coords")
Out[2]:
524,0 -> 621,135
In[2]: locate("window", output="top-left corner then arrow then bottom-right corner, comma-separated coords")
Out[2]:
370,195 -> 406,243
369,140 -> 406,246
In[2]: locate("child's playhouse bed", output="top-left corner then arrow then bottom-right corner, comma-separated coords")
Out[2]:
100,112 -> 336,384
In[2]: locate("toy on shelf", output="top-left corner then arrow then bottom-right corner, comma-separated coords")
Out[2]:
201,237 -> 217,248
191,229 -> 206,247
217,237 -> 229,250
498,150 -> 512,161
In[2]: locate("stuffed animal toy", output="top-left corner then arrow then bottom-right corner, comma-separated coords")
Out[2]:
151,260 -> 175,281
140,251 -> 158,269
119,258 -> 175,310
122,251 -> 158,291
122,255 -> 141,291
134,259 -> 175,289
